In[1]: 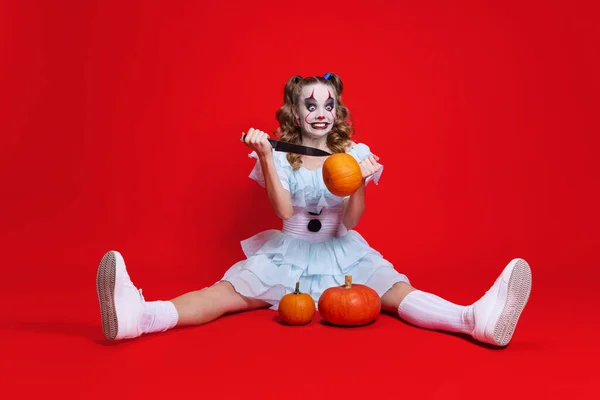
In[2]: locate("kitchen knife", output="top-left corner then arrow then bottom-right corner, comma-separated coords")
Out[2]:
242,134 -> 331,157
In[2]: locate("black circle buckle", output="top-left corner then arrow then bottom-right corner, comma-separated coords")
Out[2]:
307,209 -> 323,232
307,219 -> 322,232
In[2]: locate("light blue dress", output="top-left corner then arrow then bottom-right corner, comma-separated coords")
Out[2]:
220,143 -> 410,309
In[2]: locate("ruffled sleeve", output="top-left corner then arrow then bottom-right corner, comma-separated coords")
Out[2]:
248,150 -> 293,191
348,143 -> 384,186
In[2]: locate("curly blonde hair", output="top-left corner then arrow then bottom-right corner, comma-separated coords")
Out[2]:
273,73 -> 354,170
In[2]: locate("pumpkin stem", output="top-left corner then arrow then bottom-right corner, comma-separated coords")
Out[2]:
345,275 -> 352,289
294,281 -> 300,294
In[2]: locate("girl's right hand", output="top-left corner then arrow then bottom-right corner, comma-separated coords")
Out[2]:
358,154 -> 381,181
241,128 -> 272,158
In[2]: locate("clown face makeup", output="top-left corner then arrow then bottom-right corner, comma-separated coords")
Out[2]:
294,83 -> 336,139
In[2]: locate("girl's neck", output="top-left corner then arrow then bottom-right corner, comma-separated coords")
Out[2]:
301,134 -> 328,151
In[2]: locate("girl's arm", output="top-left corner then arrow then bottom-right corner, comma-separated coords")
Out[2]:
242,128 -> 293,220
258,153 -> 294,220
342,154 -> 380,230
342,182 -> 366,230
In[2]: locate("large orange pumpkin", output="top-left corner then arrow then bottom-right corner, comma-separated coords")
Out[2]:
322,153 -> 362,197
278,282 -> 316,325
318,275 -> 381,326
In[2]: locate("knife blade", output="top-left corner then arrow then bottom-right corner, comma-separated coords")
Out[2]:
242,135 -> 331,156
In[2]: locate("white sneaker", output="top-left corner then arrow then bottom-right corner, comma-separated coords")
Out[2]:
96,251 -> 145,340
472,258 -> 532,346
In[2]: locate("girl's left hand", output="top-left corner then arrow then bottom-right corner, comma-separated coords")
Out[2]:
359,154 -> 381,181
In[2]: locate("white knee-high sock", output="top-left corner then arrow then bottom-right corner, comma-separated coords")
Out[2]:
397,290 -> 474,335
140,301 -> 179,333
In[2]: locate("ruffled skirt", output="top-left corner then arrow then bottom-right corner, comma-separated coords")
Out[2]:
219,229 -> 410,310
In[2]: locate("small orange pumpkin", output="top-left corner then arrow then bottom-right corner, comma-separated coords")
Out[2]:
322,153 -> 362,197
318,275 -> 381,326
278,282 -> 316,325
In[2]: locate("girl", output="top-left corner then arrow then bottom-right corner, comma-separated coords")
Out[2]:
96,73 -> 532,346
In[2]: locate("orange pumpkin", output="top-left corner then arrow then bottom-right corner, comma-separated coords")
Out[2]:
318,275 -> 381,326
278,282 -> 316,325
322,153 -> 362,197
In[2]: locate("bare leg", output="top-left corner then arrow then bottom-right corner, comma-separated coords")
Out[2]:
170,281 -> 270,326
381,282 -> 416,311
96,250 -> 269,340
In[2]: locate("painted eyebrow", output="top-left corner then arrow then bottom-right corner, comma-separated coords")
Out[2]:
305,89 -> 315,100
301,89 -> 318,102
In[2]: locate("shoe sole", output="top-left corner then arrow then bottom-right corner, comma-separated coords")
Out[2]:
492,259 -> 532,346
96,252 -> 118,340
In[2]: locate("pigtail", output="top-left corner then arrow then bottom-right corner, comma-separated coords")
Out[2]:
323,72 -> 353,151
323,72 -> 344,97
275,76 -> 304,169
275,75 -> 302,137
283,75 -> 302,105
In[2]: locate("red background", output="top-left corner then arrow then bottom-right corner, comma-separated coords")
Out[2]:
1,0 -> 599,398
